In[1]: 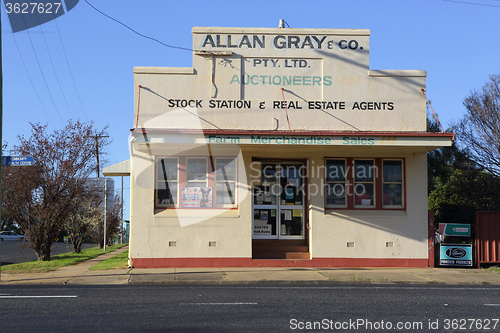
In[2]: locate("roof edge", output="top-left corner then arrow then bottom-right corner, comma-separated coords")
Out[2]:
131,128 -> 455,138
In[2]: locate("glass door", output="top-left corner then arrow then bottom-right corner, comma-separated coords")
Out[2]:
253,162 -> 305,239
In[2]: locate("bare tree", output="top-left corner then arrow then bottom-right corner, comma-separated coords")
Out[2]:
458,74 -> 500,177
1,120 -> 110,261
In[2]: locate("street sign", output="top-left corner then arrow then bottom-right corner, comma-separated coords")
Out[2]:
1,156 -> 34,166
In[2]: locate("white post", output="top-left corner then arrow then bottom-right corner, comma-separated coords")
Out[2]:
104,178 -> 107,251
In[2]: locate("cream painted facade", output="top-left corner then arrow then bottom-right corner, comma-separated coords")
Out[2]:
129,26 -> 453,267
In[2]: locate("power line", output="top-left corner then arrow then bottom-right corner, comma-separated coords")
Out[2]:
24,21 -> 65,124
84,0 -> 194,52
1,3 -> 57,128
10,32 -> 56,129
442,0 -> 500,8
53,16 -> 91,122
52,18 -> 119,164
39,23 -> 75,119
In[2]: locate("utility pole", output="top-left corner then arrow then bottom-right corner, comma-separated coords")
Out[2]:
0,7 -> 4,281
104,178 -> 107,251
86,134 -> 109,177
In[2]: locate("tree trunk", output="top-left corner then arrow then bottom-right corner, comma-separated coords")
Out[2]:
35,241 -> 52,261
71,236 -> 83,253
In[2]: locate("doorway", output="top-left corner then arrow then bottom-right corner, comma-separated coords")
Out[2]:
252,161 -> 309,259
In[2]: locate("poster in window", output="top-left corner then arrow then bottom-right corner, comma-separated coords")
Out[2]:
260,210 -> 268,222
181,187 -> 213,208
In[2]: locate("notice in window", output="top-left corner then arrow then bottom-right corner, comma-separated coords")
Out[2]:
260,210 -> 268,222
181,187 -> 213,208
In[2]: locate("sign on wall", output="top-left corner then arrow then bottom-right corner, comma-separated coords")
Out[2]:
438,223 -> 471,237
440,244 -> 473,267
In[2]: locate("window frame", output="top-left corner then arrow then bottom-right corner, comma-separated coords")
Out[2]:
324,157 -> 405,211
156,157 -> 179,208
214,157 -> 238,208
155,156 -> 238,210
382,159 -> 405,209
353,158 -> 376,209
325,158 -> 348,208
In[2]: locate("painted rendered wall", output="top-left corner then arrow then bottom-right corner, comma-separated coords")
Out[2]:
130,27 -> 435,266
131,144 -> 428,261
133,27 -> 426,133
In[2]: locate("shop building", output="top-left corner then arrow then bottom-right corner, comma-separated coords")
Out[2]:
129,26 -> 453,268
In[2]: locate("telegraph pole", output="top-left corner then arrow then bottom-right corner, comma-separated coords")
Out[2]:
86,134 -> 109,177
0,6 -> 4,281
103,178 -> 107,251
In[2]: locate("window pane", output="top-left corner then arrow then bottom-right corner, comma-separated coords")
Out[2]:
326,160 -> 345,182
262,164 -> 276,184
383,184 -> 402,206
158,158 -> 177,181
355,160 -> 375,182
354,183 -> 374,205
187,182 -> 206,188
383,160 -> 402,182
326,183 -> 345,206
157,181 -> 177,205
216,182 -> 236,204
216,158 -> 236,181
187,159 -> 207,181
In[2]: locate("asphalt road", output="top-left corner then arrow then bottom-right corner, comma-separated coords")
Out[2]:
0,241 -> 98,265
1,284 -> 499,332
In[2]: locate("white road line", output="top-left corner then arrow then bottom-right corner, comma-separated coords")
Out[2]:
0,296 -> 78,299
484,304 -> 500,306
180,302 -> 257,305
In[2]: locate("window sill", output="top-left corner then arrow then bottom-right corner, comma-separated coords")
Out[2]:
154,207 -> 240,218
325,209 -> 407,218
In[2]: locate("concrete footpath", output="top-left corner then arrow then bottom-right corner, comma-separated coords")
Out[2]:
1,246 -> 499,285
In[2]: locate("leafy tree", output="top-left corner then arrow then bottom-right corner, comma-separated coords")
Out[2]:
427,111 -> 475,194
1,120 -> 110,261
457,74 -> 500,177
428,169 -> 500,225
66,198 -> 102,253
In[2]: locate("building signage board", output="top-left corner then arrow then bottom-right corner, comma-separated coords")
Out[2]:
1,156 -> 34,166
440,244 -> 473,267
137,133 -> 451,148
438,223 -> 471,237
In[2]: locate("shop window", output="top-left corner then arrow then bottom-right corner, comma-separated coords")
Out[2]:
186,158 -> 208,188
382,160 -> 404,207
215,158 -> 236,207
155,156 -> 238,209
354,159 -> 375,208
325,159 -> 347,207
325,158 -> 405,210
157,158 -> 178,207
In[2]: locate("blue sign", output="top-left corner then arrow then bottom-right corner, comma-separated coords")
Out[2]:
440,244 -> 473,267
2,156 -> 34,166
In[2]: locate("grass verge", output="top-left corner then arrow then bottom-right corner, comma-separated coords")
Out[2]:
88,250 -> 129,271
1,244 -> 128,274
486,267 -> 500,272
